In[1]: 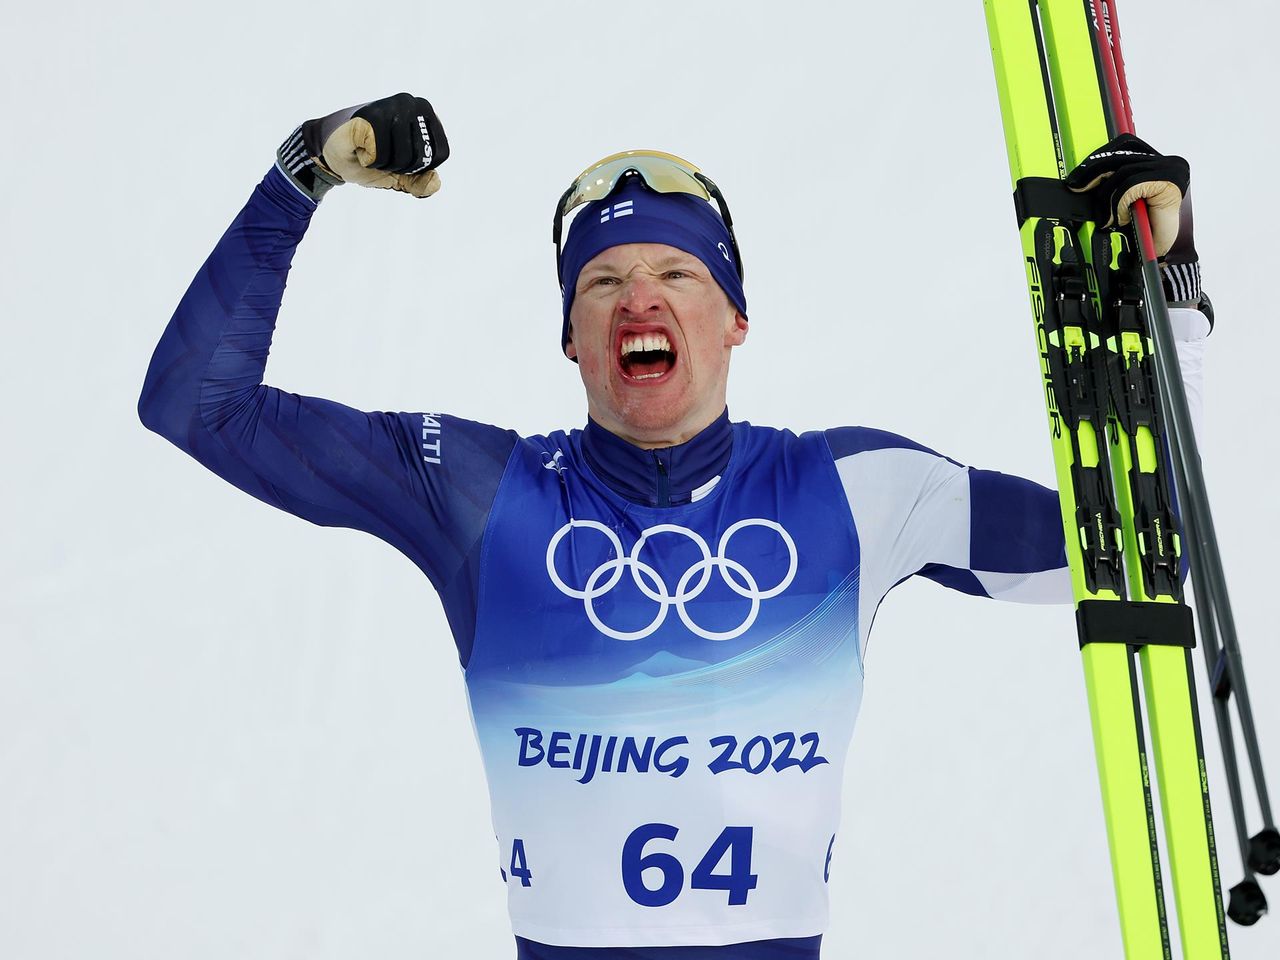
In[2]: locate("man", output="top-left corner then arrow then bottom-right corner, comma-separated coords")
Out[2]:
138,94 -> 1208,958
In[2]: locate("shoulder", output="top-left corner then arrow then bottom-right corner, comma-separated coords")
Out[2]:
820,426 -> 969,511
821,425 -> 959,465
409,413 -> 521,475
726,420 -> 964,477
499,426 -> 586,478
729,419 -> 829,466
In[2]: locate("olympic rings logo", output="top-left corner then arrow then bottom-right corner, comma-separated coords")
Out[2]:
545,519 -> 798,642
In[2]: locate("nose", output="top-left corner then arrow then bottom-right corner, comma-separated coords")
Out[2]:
617,274 -> 664,316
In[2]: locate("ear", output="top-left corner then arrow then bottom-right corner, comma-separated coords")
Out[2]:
724,310 -> 749,347
565,322 -> 578,360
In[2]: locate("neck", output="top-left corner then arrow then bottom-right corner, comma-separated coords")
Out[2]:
608,422 -> 712,449
585,394 -> 729,449
581,410 -> 733,507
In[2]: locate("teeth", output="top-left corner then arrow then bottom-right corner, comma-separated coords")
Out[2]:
621,332 -> 671,356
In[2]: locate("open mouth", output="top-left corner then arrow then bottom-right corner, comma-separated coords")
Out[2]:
619,330 -> 677,381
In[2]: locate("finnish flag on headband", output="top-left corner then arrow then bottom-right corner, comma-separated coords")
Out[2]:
599,199 -> 634,223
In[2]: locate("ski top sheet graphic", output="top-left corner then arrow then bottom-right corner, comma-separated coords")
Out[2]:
983,1 -> 1233,957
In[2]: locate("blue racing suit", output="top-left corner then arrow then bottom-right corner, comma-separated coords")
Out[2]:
138,167 -> 1208,958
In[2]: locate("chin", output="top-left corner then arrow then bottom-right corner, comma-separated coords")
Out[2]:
608,394 -> 705,444
618,402 -> 683,432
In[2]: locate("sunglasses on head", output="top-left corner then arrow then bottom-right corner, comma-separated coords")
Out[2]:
552,150 -> 744,290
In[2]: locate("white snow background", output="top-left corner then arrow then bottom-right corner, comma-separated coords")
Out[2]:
2,0 -> 1278,957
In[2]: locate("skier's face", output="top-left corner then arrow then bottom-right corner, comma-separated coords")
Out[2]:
566,242 -> 748,447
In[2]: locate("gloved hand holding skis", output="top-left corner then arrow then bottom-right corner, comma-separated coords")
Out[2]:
276,92 -> 450,202
1065,132 -> 1189,257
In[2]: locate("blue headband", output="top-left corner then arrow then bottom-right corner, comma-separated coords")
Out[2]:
558,177 -> 748,356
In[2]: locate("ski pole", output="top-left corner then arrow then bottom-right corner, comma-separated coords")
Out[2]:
1094,0 -> 1279,875
1088,0 -> 1280,924
1097,0 -> 1279,880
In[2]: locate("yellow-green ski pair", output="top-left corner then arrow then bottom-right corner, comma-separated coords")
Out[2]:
984,1 -> 1229,957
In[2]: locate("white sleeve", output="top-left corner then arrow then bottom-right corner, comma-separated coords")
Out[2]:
831,307 -> 1209,657
1170,305 -> 1211,438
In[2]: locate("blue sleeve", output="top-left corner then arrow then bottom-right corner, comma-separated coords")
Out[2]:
137,166 -> 517,665
917,467 -> 1069,599
967,469 -> 1066,572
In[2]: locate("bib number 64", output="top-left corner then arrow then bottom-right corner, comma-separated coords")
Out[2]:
621,823 -> 758,907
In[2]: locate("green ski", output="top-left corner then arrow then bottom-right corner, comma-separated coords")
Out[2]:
983,1 -> 1229,956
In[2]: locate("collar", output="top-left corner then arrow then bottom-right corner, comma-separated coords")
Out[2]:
581,410 -> 733,507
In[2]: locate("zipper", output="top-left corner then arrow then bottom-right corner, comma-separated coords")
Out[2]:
654,452 -> 670,507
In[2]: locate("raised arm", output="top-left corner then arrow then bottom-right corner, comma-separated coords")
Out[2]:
137,95 -> 517,664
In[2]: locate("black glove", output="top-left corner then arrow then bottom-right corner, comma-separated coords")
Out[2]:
1065,133 -> 1189,256
277,92 -> 450,202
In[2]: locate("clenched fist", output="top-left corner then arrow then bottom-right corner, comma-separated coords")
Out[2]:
277,93 -> 450,202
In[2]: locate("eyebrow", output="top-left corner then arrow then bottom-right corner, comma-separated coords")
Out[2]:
652,254 -> 700,270
582,253 -> 702,275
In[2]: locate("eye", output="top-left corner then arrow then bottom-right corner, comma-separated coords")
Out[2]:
591,275 -> 620,287
665,270 -> 689,280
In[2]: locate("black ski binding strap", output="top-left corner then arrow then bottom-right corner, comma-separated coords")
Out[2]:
1013,177 -> 1109,225
1075,600 -> 1195,650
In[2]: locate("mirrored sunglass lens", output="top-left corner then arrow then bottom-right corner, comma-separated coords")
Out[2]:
561,155 -> 709,218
